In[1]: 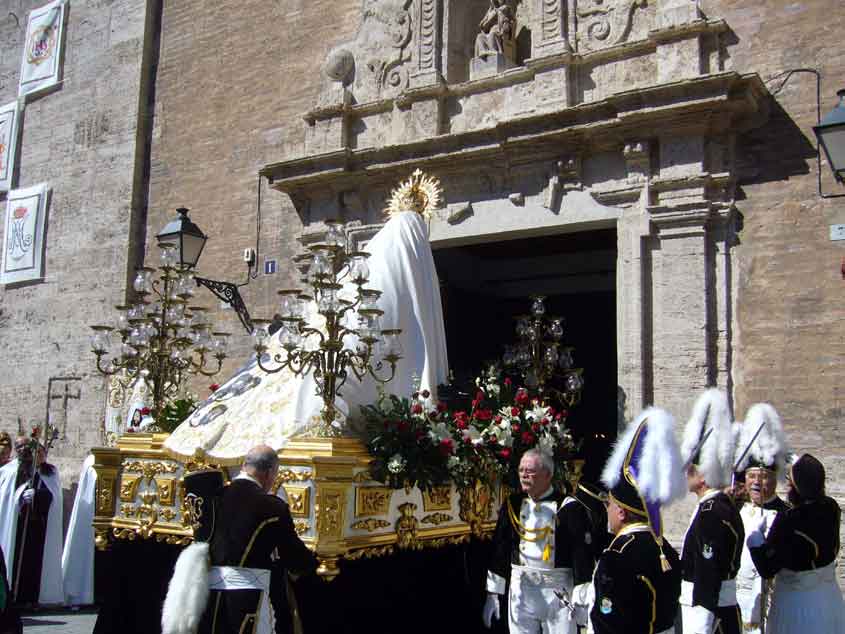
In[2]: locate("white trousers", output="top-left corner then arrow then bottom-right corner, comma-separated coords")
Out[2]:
508,565 -> 576,634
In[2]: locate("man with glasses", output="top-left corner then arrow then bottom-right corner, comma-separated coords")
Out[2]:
482,448 -> 594,634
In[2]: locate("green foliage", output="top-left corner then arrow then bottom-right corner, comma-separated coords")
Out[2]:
157,397 -> 198,433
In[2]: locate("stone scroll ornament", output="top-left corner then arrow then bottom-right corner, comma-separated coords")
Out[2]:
576,0 -> 647,49
0,101 -> 21,192
18,0 -> 69,100
1,183 -> 51,284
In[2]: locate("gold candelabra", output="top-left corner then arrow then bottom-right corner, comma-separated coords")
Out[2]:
90,243 -> 230,418
503,295 -> 584,407
252,220 -> 402,437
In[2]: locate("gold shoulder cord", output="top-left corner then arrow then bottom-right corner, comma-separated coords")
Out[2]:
506,497 -> 554,561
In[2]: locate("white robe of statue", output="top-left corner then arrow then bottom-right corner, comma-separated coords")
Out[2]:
165,210 -> 449,462
0,458 -> 64,605
61,454 -> 97,606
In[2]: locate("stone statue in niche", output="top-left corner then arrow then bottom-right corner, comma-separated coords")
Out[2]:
470,0 -> 517,80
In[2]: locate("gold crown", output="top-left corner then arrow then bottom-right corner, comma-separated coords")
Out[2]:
384,169 -> 442,219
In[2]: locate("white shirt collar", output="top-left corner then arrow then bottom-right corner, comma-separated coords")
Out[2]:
527,486 -> 555,503
699,488 -> 721,504
234,472 -> 262,488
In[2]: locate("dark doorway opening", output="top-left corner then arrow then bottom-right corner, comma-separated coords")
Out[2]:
433,228 -> 618,482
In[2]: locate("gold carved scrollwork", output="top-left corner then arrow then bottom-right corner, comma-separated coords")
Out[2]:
97,478 -> 115,515
459,481 -> 493,538
159,508 -> 177,522
316,488 -> 344,538
155,534 -> 192,546
274,468 -> 313,490
119,476 -> 140,502
120,503 -> 137,518
350,518 -> 391,532
395,502 -> 420,550
294,520 -> 310,536
352,471 -> 372,483
425,534 -> 470,549
95,526 -> 110,551
421,512 -> 453,526
284,485 -> 311,518
355,486 -> 392,517
422,486 -> 451,511
345,545 -> 395,561
123,460 -> 179,481
155,478 -> 176,506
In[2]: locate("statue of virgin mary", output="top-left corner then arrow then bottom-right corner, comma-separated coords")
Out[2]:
165,182 -> 449,464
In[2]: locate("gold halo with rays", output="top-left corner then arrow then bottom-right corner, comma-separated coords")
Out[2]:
384,169 -> 443,219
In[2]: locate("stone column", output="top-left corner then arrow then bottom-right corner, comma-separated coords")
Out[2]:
411,0 -> 443,88
532,0 -> 572,57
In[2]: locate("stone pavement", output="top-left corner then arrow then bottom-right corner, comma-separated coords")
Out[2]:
19,609 -> 97,634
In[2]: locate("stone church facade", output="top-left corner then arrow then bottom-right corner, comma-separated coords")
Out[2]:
0,0 -> 842,562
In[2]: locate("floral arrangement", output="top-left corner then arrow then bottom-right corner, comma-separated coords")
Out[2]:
362,369 -> 578,492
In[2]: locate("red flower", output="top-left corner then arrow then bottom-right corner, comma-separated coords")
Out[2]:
463,436 -> 472,444
476,390 -> 485,401
437,401 -> 448,412
456,418 -> 468,430
494,415 -> 502,424
499,448 -> 511,460
411,402 -> 423,415
438,438 -> 454,456
140,407 -> 151,416
521,431 -> 535,445
421,389 -> 430,399
454,411 -> 468,424
515,389 -> 530,405
489,434 -> 498,444
475,409 -> 493,421
531,423 -> 540,433
471,398 -> 481,409
503,377 -> 512,387
398,421 -> 410,432
540,418 -> 549,426
511,407 -> 520,417
208,383 -> 220,392
511,424 -> 521,434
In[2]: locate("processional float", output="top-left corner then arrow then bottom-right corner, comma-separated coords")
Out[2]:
89,171 -> 584,579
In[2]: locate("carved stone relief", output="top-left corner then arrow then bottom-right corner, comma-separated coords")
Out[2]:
575,0 -> 651,52
318,0 -> 415,106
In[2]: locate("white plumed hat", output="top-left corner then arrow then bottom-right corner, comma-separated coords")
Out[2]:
681,388 -> 734,488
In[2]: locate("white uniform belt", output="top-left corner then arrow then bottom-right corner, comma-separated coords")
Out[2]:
510,564 -> 573,588
776,562 -> 836,591
208,566 -> 273,634
680,579 -> 737,607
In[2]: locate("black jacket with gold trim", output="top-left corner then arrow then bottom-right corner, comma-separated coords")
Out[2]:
749,495 -> 841,578
488,489 -> 595,588
591,526 -> 681,634
203,478 -> 317,634
681,491 -> 744,611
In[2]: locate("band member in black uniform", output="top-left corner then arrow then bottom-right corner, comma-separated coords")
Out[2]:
679,389 -> 743,634
591,407 -> 684,634
747,453 -> 844,633
482,448 -> 595,634
201,445 -> 317,634
574,479 -> 611,555
733,403 -> 790,634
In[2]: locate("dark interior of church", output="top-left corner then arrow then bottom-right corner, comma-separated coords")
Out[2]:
434,228 -> 618,483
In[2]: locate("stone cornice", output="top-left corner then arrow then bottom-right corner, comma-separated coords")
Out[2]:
263,72 -> 767,195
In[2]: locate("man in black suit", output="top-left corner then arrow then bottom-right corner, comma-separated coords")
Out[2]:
201,445 -> 317,634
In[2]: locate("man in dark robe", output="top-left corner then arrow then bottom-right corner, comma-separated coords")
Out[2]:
0,439 -> 62,607
199,445 -> 317,633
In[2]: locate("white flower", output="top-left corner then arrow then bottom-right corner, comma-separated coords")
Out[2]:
462,425 -> 482,445
538,433 -> 556,455
486,383 -> 501,397
447,456 -> 460,469
525,405 -> 549,422
387,454 -> 406,474
428,421 -> 451,443
475,376 -> 482,387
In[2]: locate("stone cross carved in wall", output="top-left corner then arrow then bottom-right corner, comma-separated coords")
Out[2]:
475,1 -> 515,59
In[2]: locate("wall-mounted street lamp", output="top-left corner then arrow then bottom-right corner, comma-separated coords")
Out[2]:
813,89 -> 845,185
155,207 -> 253,334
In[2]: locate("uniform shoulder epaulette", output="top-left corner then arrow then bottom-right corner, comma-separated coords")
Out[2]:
700,499 -> 715,513
607,533 -> 635,554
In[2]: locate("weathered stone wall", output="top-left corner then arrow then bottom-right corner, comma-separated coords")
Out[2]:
0,0 -> 153,485
705,0 -> 845,581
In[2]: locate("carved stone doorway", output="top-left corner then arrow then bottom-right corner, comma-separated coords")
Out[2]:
433,228 -> 617,481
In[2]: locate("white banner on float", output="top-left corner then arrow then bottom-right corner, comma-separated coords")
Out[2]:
0,100 -> 22,192
19,0 -> 68,100
1,183 -> 51,284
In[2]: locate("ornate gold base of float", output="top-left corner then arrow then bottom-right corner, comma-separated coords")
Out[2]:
91,433 -> 503,580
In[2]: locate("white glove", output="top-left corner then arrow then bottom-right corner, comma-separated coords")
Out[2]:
686,605 -> 716,634
482,593 -> 500,628
746,514 -> 769,549
20,488 -> 35,505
